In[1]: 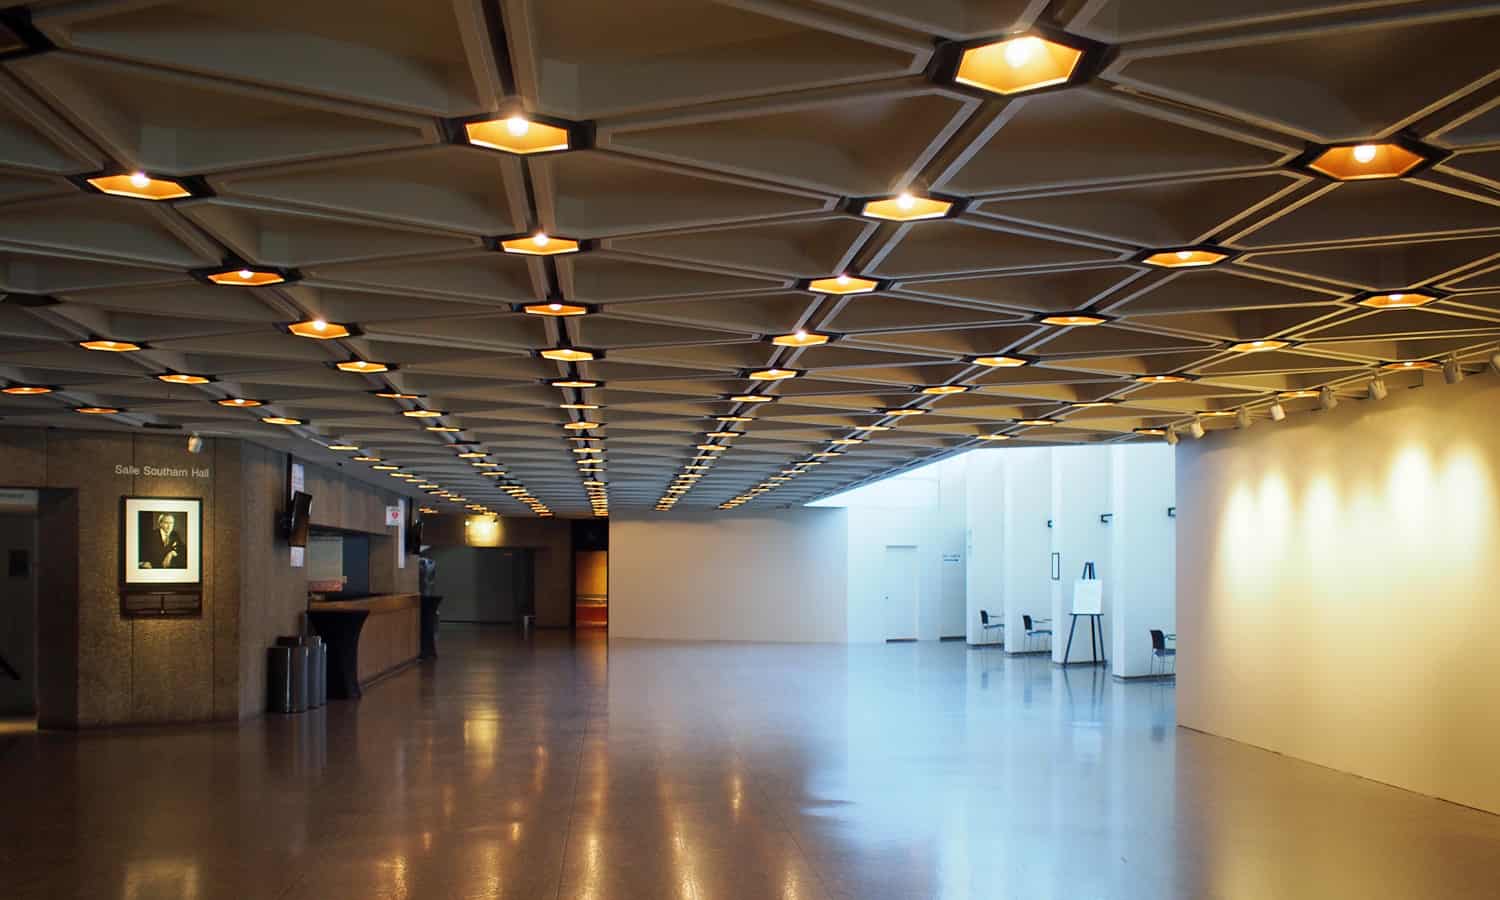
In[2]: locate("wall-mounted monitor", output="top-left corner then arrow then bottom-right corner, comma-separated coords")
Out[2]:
405,516 -> 424,554
287,490 -> 313,547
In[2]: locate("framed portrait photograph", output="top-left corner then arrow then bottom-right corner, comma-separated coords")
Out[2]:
122,497 -> 202,591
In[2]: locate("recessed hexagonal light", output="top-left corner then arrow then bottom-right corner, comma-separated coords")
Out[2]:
540,347 -> 595,362
501,233 -> 581,256
1134,428 -> 1168,437
524,301 -> 589,317
696,444 -> 726,452
807,275 -> 878,295
79,339 -> 141,352
771,330 -> 829,348
336,360 -> 389,374
979,433 -> 1013,441
814,451 -> 843,458
859,192 -> 955,222
75,406 -> 122,415
289,319 -> 352,340
327,444 -> 360,451
1071,400 -> 1121,408
883,408 -> 927,416
748,368 -> 799,381
1040,313 -> 1108,326
425,425 -> 460,433
706,431 -> 739,438
1141,248 -> 1230,268
560,403 -> 599,410
353,456 -> 382,462
550,378 -> 600,389
954,34 -> 1085,96
203,266 -> 287,286
922,384 -> 969,395
1306,142 -> 1427,180
731,394 -> 775,403
1357,291 -> 1439,309
401,409 -> 445,418
855,424 -> 892,431
973,355 -> 1028,368
371,464 -> 400,471
463,116 -> 572,154
1135,374 -> 1191,384
2,385 -> 53,395
84,172 -> 192,201
158,373 -> 212,385
1380,359 -> 1441,372
564,421 -> 601,430
717,415 -> 754,423
831,438 -> 864,445
1017,418 -> 1058,426
261,416 -> 304,426
217,397 -> 264,408
456,451 -> 487,459
375,391 -> 423,399
1227,339 -> 1290,352
1198,410 -> 1238,418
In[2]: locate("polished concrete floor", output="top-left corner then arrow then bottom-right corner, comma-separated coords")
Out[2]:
3,629 -> 1499,899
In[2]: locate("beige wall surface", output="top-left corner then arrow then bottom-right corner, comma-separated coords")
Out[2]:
1177,375 -> 1500,814
609,508 -> 849,643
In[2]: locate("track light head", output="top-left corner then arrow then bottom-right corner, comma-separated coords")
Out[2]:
1165,428 -> 1179,446
1269,401 -> 1287,422
1188,419 -> 1206,440
1368,377 -> 1389,401
1489,352 -> 1500,376
1319,387 -> 1339,411
1236,407 -> 1252,429
1443,356 -> 1464,385
187,433 -> 204,454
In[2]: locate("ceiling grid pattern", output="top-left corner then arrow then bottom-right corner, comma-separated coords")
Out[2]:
0,0 -> 1496,516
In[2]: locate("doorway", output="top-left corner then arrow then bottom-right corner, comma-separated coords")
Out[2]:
882,545 -> 919,641
426,546 -> 534,624
0,498 -> 39,718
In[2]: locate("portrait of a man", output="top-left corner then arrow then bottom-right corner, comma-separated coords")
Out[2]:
138,511 -> 186,570
122,497 -> 201,588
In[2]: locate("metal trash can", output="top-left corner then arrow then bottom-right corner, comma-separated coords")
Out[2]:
276,636 -> 310,713
267,645 -> 295,714
521,613 -> 535,637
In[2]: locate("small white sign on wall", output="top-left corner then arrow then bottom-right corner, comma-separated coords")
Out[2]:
385,505 -> 403,527
942,553 -> 962,563
289,462 -> 305,568
0,488 -> 38,513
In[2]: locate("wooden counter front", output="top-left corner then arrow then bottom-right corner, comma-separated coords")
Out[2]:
308,593 -> 420,698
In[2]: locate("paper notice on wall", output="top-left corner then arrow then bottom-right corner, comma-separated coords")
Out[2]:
289,461 -> 305,568
397,499 -> 407,569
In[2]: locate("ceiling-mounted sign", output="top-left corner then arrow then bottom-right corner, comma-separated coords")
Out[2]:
0,488 -> 38,513
385,505 -> 403,527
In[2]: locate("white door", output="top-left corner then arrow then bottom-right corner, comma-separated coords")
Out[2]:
882,545 -> 919,641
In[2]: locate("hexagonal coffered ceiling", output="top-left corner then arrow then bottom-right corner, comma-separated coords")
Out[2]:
2,0 -> 1499,517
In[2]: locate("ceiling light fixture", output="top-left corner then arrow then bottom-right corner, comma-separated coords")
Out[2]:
1319,387 -> 1339,411
1444,357 -> 1464,385
952,33 -> 1086,96
1305,141 -> 1430,180
217,397 -> 263,408
748,368 -> 799,381
75,406 -> 122,415
550,378 -> 599,389
1269,402 -> 1287,422
1368,377 -> 1389,401
202,266 -> 288,286
771,330 -> 829,348
1188,419 -> 1207,439
523,301 -> 589,316
731,395 -> 775,403
1356,291 -> 1439,310
859,192 -> 955,222
1140,247 -> 1230,268
374,391 -> 423,400
83,172 -> 193,201
79,339 -> 141,352
540,347 -> 595,362
501,234 -> 581,256
979,433 -> 1012,441
807,275 -> 878,295
336,360 -> 390,374
2,385 -> 53,395
261,416 -> 304,426
1227,339 -> 1289,353
1381,360 -> 1440,372
922,385 -> 968,395
401,409 -> 445,418
884,408 -> 927,416
1017,418 -> 1058,427
1040,313 -> 1108,327
564,421 -> 600,430
157,373 -> 212,385
1135,374 -> 1190,384
288,319 -> 352,340
463,116 -> 572,154
973,355 -> 1028,367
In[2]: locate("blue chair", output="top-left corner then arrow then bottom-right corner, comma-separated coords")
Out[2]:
1022,614 -> 1052,653
1149,629 -> 1176,677
978,609 -> 1004,647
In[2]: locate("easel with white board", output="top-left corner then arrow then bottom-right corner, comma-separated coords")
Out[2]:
1062,561 -> 1105,666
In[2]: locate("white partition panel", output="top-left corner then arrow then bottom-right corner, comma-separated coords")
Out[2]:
1109,445 -> 1177,678
1002,448 -> 1053,654
1049,448 -> 1112,665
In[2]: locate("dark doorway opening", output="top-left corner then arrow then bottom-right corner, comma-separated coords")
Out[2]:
0,492 -> 40,722
425,546 -> 534,625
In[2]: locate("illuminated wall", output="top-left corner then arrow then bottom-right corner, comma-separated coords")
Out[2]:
1177,375 -> 1500,814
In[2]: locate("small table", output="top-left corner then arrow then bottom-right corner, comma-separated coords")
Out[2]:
1062,613 -> 1106,666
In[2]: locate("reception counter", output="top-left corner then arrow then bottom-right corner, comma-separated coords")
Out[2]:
307,593 -> 420,699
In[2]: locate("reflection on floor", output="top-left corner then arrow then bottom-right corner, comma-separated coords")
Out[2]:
3,628 -> 1497,899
